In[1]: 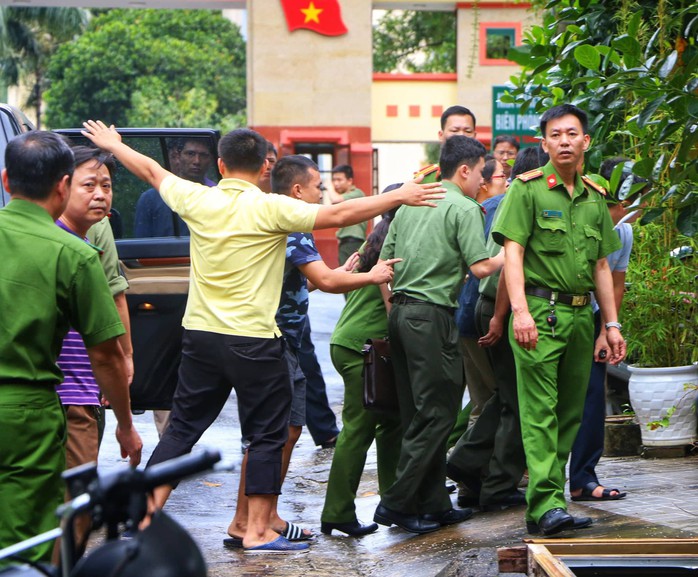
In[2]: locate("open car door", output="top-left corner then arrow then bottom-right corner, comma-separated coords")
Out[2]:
55,128 -> 220,411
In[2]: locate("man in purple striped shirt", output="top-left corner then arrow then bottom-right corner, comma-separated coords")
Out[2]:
55,145 -> 133,551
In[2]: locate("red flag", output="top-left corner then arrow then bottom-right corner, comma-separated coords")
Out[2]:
280,0 -> 348,37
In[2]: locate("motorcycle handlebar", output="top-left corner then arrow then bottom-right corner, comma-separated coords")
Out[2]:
142,449 -> 222,491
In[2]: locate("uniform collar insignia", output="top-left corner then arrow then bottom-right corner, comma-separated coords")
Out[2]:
547,174 -> 558,189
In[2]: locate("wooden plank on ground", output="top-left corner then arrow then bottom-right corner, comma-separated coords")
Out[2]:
527,544 -> 576,577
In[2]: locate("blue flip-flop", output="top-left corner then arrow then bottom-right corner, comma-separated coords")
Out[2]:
243,535 -> 309,555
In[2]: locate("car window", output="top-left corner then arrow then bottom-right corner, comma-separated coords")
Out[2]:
0,110 -> 19,206
0,105 -> 36,207
56,131 -> 220,239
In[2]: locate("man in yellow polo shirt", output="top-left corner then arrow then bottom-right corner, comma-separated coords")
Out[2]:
82,120 -> 444,554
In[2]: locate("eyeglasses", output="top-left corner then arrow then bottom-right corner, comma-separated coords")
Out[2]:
491,174 -> 507,180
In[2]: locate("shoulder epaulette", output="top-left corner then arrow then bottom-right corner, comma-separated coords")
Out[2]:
414,163 -> 440,180
516,169 -> 544,183
581,175 -> 607,196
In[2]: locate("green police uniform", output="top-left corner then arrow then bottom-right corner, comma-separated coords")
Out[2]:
336,187 -> 367,265
0,200 -> 124,562
322,284 -> 402,524
379,180 -> 490,515
492,162 -> 621,524
448,201 -> 526,507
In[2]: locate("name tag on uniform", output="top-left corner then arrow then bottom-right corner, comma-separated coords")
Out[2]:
542,210 -> 563,218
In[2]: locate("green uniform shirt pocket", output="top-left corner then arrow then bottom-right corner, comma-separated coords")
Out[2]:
535,216 -> 567,255
583,224 -> 602,261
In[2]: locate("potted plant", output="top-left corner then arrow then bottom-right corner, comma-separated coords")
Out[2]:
621,218 -> 697,448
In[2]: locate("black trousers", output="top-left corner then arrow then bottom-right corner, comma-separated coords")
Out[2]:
147,330 -> 291,495
298,318 -> 340,445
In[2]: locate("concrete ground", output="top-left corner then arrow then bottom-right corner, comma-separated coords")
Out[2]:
95,291 -> 698,576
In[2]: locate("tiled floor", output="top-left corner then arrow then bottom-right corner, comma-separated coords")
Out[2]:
573,452 -> 698,533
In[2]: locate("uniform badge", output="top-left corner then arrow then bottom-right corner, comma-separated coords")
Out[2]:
414,163 -> 440,181
581,175 -> 607,196
516,169 -> 543,183
547,174 -> 558,188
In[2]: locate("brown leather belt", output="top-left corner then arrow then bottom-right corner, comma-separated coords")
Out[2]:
525,286 -> 590,307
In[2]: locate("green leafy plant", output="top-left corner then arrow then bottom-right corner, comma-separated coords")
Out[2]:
44,9 -> 246,129
646,383 -> 698,430
503,0 -> 697,237
621,221 -> 697,368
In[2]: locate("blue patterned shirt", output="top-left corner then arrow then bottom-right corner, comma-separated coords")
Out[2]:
276,233 -> 322,349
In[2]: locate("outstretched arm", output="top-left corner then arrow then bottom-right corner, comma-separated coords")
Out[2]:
82,120 -> 172,191
313,176 -> 445,230
300,258 -> 401,294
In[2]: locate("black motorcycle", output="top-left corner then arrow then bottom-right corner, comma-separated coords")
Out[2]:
0,449 -> 221,577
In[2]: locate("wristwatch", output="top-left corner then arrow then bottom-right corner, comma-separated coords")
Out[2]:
605,321 -> 622,331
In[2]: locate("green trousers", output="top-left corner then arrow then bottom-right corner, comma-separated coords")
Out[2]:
0,385 -> 66,563
447,296 -> 526,504
511,296 -> 593,523
322,345 -> 402,523
381,301 -> 463,515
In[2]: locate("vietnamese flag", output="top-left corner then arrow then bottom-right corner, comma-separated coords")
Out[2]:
280,0 -> 348,37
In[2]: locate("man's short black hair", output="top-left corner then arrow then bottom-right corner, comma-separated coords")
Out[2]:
217,128 -> 267,174
439,135 -> 487,180
5,131 -> 75,200
510,146 -> 550,179
331,164 -> 353,179
71,145 -> 117,178
599,156 -> 648,204
440,105 -> 477,130
272,155 -> 318,195
493,134 -> 520,151
540,104 -> 589,136
266,140 -> 278,157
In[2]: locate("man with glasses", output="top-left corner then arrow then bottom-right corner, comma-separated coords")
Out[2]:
135,138 -> 216,237
492,135 -> 520,179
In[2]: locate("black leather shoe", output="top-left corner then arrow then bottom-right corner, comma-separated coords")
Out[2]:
527,508 -> 592,536
423,507 -> 473,526
446,463 -> 482,494
527,514 -> 593,535
320,520 -> 378,537
481,489 -> 527,512
374,504 -> 440,534
320,437 -> 337,449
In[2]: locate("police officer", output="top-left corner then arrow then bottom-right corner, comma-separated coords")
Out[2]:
374,136 -> 503,534
492,104 -> 626,536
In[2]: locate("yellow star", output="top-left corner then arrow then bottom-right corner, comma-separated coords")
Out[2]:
301,1 -> 323,24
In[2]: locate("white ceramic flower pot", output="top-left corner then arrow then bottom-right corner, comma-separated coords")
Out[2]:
628,364 -> 698,447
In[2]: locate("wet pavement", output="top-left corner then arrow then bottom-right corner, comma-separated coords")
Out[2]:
96,291 -> 698,576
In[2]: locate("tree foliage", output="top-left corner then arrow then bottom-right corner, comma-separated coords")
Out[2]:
503,0 -> 697,237
44,9 -> 246,130
373,10 -> 456,73
0,7 -> 88,127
